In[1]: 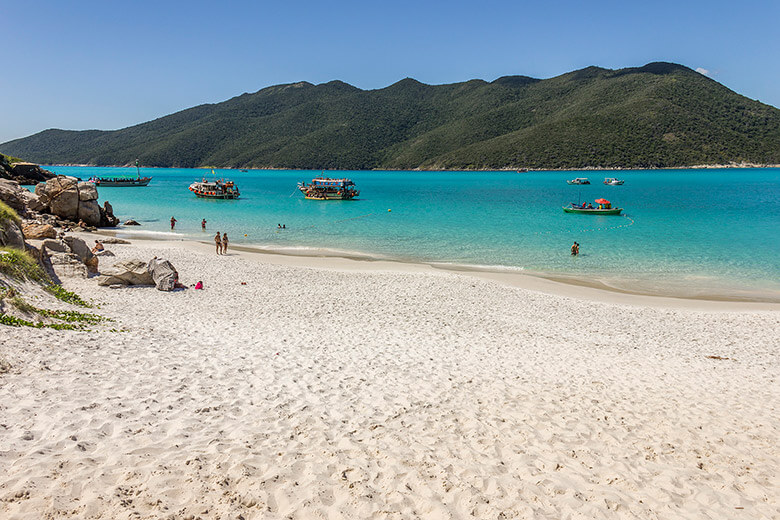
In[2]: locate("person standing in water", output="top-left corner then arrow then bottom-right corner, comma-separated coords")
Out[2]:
170,216 -> 177,230
222,233 -> 229,254
201,218 -> 207,230
214,232 -> 222,255
571,242 -> 579,256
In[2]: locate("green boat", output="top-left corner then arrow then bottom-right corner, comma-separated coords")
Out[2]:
564,198 -> 622,215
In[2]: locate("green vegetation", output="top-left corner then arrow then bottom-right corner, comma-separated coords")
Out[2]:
0,153 -> 23,164
0,201 -> 21,226
1,62 -> 779,169
0,247 -> 91,307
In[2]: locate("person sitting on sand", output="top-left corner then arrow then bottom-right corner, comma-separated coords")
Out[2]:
194,281 -> 204,290
91,240 -> 105,254
214,232 -> 222,255
222,233 -> 229,254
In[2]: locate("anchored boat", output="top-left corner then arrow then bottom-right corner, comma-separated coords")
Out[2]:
89,159 -> 151,186
563,198 -> 622,215
298,177 -> 359,200
189,170 -> 240,199
567,177 -> 591,185
603,177 -> 625,185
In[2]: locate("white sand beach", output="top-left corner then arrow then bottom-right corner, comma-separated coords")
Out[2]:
1,237 -> 778,519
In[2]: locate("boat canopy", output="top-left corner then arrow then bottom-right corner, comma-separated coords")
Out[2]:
595,198 -> 610,204
310,178 -> 354,187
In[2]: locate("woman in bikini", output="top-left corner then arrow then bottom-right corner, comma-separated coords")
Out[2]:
214,232 -> 222,255
222,233 -> 229,254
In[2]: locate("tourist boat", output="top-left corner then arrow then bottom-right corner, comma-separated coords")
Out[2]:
298,177 -> 359,200
89,159 -> 151,186
604,177 -> 625,185
563,198 -> 622,215
189,170 -> 240,199
567,177 -> 590,185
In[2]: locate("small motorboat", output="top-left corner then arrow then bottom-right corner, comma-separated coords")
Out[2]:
567,177 -> 590,185
604,177 -> 625,185
563,198 -> 622,215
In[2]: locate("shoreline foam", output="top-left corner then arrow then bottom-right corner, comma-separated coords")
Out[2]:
97,229 -> 780,307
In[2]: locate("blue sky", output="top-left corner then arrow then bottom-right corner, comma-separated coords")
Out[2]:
2,0 -> 779,144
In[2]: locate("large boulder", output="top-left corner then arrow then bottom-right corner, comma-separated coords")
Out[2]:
42,238 -> 69,253
48,252 -> 89,278
77,182 -> 98,201
0,219 -> 25,249
22,223 -> 57,239
97,260 -> 154,286
148,257 -> 178,291
62,236 -> 94,264
77,199 -> 102,227
39,177 -> 80,220
100,201 -> 119,227
0,179 -> 27,213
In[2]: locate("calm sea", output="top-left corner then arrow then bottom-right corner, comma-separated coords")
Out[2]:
45,166 -> 780,301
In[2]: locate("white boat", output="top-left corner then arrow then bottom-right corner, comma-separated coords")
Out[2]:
567,177 -> 590,185
604,177 -> 625,185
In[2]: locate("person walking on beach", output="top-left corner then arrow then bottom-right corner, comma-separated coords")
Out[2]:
201,218 -> 207,230
214,232 -> 222,255
222,233 -> 229,254
170,216 -> 177,230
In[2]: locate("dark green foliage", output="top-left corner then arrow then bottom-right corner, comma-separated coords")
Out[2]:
2,62 -> 779,169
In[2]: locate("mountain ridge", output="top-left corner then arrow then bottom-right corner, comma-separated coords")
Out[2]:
3,62 -> 779,170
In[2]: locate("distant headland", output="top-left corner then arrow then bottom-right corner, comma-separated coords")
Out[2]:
2,62 -> 779,170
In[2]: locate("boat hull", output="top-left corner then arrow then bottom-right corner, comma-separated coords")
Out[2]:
303,193 -> 358,200
563,207 -> 622,215
193,192 -> 240,199
92,177 -> 151,187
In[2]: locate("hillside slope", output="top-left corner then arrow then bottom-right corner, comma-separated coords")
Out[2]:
2,62 -> 779,169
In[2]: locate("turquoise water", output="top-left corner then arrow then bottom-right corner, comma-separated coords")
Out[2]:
46,166 -> 780,300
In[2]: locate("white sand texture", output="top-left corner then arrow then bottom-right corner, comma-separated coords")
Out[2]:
1,238 -> 778,519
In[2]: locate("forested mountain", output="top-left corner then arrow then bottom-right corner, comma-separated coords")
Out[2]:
3,62 -> 779,169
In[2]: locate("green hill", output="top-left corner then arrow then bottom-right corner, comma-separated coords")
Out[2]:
2,62 -> 779,169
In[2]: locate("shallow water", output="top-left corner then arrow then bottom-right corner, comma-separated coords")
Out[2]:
46,166 -> 780,300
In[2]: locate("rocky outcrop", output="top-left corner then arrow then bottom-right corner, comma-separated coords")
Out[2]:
0,156 -> 55,185
101,201 -> 119,227
97,260 -> 154,286
34,176 -> 118,227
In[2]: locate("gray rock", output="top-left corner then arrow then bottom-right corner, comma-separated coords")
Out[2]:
0,179 -> 27,213
102,237 -> 130,244
77,199 -> 101,227
49,252 -> 89,278
97,260 -> 154,286
62,236 -> 94,264
77,182 -> 98,201
42,239 -> 69,253
148,257 -> 178,291
0,219 -> 25,249
123,219 -> 140,226
19,189 -> 47,213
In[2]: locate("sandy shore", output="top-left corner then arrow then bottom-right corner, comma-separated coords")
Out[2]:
1,236 -> 778,519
